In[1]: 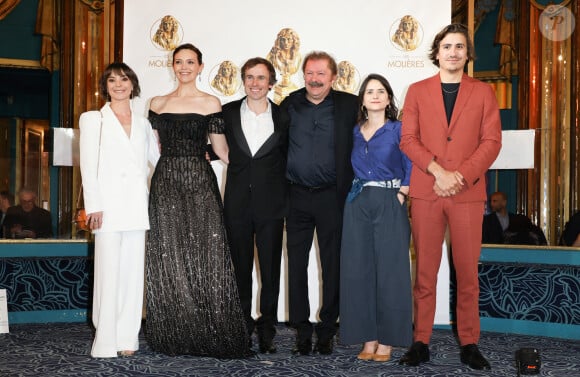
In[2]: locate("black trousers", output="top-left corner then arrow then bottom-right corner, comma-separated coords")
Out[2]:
227,214 -> 284,340
286,184 -> 342,341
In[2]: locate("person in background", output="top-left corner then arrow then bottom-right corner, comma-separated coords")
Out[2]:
0,191 -> 14,238
79,62 -> 160,358
222,57 -> 287,354
399,23 -> 502,370
560,211 -> 580,246
483,191 -> 546,245
482,191 -> 510,243
280,51 -> 358,355
145,43 -> 251,358
339,74 -> 412,363
3,188 -> 52,238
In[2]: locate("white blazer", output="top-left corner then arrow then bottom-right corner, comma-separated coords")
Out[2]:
79,102 -> 160,233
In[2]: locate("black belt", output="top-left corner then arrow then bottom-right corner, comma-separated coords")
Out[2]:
289,181 -> 335,192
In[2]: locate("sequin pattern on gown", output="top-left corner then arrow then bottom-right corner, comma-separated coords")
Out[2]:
145,111 -> 251,358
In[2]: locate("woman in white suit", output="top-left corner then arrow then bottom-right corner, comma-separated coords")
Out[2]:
80,62 -> 160,358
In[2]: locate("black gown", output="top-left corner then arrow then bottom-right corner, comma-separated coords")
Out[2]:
145,111 -> 251,358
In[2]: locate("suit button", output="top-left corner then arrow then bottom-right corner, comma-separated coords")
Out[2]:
447,136 -> 452,141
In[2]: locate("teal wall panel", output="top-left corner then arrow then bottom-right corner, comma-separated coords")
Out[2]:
0,0 -> 41,61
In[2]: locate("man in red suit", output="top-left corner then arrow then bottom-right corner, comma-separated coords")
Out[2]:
399,24 -> 502,370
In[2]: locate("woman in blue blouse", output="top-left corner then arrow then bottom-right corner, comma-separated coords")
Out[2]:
339,74 -> 413,362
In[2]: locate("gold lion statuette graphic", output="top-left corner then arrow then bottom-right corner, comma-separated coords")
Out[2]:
267,28 -> 302,104
333,61 -> 357,93
152,15 -> 181,51
211,61 -> 239,96
392,15 -> 420,51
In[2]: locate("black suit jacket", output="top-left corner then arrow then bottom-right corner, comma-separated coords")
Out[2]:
3,205 -> 52,238
280,88 -> 358,210
482,212 -> 547,245
222,98 -> 288,221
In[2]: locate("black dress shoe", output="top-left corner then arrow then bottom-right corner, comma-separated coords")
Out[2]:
291,338 -> 312,355
399,341 -> 430,366
313,337 -> 334,355
258,337 -> 277,354
460,344 -> 491,370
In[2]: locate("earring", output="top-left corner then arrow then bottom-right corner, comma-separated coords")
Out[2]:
198,73 -> 201,82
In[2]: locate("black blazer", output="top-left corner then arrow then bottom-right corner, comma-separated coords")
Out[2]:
280,88 -> 358,210
482,212 -> 547,245
222,98 -> 288,221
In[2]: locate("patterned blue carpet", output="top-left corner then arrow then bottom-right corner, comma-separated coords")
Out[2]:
0,322 -> 578,376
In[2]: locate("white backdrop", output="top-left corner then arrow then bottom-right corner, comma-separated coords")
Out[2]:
123,0 -> 452,324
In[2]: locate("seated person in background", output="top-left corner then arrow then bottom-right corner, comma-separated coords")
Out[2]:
0,191 -> 15,238
502,214 -> 547,246
3,188 -> 52,238
482,191 -> 546,245
560,211 -> 580,246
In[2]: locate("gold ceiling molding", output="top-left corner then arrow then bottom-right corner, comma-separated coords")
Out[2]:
79,0 -> 105,14
0,0 -> 21,20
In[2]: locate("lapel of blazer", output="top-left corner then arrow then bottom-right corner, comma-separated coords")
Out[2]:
425,75 -> 450,131
101,105 -> 138,160
229,98 -> 253,157
253,99 -> 280,159
448,75 -> 475,130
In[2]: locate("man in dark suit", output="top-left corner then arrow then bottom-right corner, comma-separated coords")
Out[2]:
483,191 -> 547,245
3,188 -> 52,238
279,51 -> 358,355
482,191 -> 511,244
222,57 -> 287,354
399,24 -> 502,370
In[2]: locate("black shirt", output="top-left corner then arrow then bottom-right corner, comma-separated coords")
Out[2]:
286,90 -> 336,187
442,83 -> 460,125
3,205 -> 53,238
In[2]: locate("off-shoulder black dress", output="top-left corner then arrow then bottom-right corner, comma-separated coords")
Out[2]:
145,111 -> 251,358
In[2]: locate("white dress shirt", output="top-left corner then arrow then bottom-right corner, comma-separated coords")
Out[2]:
240,99 -> 274,156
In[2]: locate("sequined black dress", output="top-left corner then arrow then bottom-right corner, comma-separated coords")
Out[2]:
145,111 -> 251,358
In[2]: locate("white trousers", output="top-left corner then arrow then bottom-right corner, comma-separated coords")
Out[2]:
91,230 -> 145,358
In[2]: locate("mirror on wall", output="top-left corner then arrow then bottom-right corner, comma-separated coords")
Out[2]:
0,117 -> 52,239
0,66 -> 55,240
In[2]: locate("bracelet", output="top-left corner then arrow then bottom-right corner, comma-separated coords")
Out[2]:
397,191 -> 408,199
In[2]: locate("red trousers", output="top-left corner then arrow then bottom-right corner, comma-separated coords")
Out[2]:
410,198 -> 484,346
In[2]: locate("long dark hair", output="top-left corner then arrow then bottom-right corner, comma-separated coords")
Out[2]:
357,73 -> 398,124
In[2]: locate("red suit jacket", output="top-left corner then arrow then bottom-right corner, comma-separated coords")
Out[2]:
400,73 -> 502,201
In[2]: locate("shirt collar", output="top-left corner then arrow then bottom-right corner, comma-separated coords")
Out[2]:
241,97 -> 272,116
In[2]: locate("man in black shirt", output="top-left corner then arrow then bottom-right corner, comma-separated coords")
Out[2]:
280,51 -> 358,355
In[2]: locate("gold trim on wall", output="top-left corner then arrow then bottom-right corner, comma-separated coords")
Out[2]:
0,58 -> 42,68
79,0 -> 105,14
474,70 -> 509,81
0,0 -> 20,20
